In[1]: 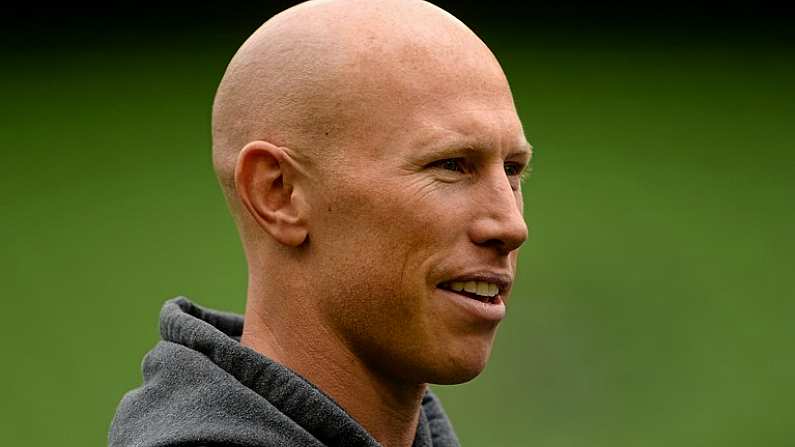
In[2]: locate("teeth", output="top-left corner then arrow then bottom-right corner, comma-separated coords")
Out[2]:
445,280 -> 499,297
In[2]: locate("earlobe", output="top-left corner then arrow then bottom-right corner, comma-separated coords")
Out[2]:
234,141 -> 309,247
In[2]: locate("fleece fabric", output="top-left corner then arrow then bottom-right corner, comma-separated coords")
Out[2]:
109,297 -> 460,447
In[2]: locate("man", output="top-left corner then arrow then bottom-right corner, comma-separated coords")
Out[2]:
109,0 -> 531,446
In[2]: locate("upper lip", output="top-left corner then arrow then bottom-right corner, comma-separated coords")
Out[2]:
437,272 -> 513,294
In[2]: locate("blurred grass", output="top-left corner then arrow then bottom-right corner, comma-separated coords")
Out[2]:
1,28 -> 793,446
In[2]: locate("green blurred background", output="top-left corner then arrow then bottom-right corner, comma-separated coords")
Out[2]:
2,2 -> 793,445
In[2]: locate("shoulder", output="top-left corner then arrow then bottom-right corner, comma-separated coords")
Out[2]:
109,341 -> 321,447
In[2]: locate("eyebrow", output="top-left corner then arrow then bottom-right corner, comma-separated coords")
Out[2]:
419,139 -> 533,163
512,142 -> 534,159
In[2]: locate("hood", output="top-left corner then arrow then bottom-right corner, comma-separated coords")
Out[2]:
109,297 -> 460,447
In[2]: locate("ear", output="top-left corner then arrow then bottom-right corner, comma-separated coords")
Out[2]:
234,141 -> 309,247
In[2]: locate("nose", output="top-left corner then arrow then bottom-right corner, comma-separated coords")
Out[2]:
468,170 -> 528,255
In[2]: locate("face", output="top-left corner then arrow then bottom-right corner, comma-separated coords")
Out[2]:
304,48 -> 530,385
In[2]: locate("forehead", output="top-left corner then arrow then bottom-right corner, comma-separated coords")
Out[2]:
406,102 -> 530,158
325,19 -> 527,162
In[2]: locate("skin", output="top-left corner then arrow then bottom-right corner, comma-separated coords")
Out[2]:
211,1 -> 531,446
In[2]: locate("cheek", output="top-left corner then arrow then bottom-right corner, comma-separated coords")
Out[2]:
311,183 -> 421,295
324,177 -> 446,253
312,177 -> 447,310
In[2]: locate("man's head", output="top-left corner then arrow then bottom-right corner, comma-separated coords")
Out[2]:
212,0 -> 530,385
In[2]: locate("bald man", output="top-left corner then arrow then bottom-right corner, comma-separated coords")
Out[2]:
109,1 -> 531,446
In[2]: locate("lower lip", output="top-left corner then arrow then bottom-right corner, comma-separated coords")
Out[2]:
437,288 -> 506,322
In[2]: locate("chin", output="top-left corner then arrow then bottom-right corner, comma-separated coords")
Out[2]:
423,341 -> 494,385
429,363 -> 488,385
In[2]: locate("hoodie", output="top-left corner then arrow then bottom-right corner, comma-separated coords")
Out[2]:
109,297 -> 460,447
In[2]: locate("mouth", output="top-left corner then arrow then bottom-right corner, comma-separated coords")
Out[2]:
436,275 -> 510,322
437,278 -> 506,305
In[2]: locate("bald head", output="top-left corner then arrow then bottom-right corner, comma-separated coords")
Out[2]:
211,0 -> 508,218
222,0 -> 529,419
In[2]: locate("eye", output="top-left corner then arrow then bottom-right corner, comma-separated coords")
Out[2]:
429,158 -> 466,173
504,162 -> 524,177
505,161 -> 530,191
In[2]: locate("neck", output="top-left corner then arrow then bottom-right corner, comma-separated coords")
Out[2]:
241,288 -> 426,447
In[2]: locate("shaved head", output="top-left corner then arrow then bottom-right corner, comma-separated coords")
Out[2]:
212,0 -> 508,230
213,2 -> 528,443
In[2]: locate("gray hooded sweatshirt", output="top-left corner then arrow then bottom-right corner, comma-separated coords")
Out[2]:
109,297 -> 461,447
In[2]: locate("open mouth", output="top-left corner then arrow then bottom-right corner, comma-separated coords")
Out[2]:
438,280 -> 501,304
